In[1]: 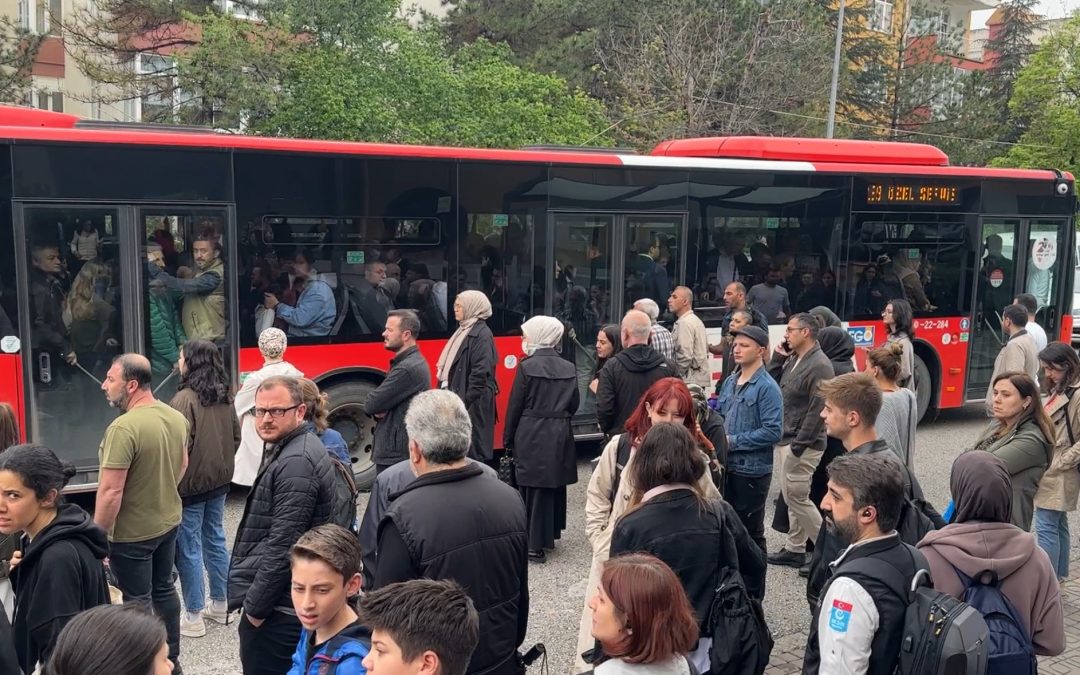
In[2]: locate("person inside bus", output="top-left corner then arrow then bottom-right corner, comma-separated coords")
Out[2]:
147,232 -> 226,344
852,263 -> 886,316
263,249 -> 336,338
66,260 -> 119,379
746,266 -> 790,323
29,242 -> 77,383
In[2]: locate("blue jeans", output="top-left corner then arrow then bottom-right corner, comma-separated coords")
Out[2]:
1035,507 -> 1070,579
175,494 -> 229,612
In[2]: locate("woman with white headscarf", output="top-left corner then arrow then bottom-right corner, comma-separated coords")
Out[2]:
437,290 -> 498,462
503,316 -> 580,562
232,328 -> 303,486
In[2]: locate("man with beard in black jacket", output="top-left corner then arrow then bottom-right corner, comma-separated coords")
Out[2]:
805,372 -> 943,611
229,375 -> 342,675
364,309 -> 431,474
375,389 -> 528,675
596,309 -> 676,435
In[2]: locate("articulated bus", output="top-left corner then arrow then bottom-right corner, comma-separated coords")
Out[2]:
0,106 -> 1072,491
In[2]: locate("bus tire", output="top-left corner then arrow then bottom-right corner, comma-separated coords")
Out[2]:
913,354 -> 932,423
323,379 -> 378,492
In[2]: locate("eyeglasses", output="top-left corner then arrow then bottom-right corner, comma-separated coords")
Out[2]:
784,326 -> 808,333
252,405 -> 300,419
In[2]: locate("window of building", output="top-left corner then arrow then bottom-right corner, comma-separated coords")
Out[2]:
32,90 -> 63,112
872,0 -> 894,34
220,0 -> 260,20
134,53 -> 194,123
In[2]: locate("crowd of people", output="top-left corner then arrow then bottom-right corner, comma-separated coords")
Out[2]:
0,267 -> 1077,675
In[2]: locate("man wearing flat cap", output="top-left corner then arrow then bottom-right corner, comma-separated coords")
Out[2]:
714,325 -> 783,581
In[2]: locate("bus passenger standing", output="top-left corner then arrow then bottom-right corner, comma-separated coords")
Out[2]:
438,291 -> 497,464
148,232 -> 226,343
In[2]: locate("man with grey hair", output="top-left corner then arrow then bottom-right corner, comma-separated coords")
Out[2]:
375,390 -> 528,675
596,309 -> 677,434
364,309 -> 431,474
632,297 -> 675,361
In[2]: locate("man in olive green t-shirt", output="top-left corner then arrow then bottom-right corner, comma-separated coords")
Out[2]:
96,353 -> 189,672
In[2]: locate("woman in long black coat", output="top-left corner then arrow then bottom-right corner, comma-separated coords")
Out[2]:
437,290 -> 498,462
503,315 -> 580,562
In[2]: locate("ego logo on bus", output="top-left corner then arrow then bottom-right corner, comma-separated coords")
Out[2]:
847,326 -> 875,348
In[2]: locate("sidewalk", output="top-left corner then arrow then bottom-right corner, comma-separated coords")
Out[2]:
765,576 -> 1080,674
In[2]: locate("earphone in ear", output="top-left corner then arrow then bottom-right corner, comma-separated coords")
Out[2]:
863,509 -> 872,517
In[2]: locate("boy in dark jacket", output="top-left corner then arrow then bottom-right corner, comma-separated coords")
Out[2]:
289,525 -> 370,675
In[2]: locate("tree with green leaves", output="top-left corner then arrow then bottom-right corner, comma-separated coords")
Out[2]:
982,0 -> 1040,144
994,15 -> 1080,176
0,17 -> 45,105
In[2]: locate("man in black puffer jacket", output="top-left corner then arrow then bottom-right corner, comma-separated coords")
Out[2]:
375,389 -> 528,675
596,309 -> 676,435
228,375 -> 341,675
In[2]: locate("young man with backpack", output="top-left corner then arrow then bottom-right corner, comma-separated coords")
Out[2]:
802,452 -> 929,675
289,525 -> 370,675
805,373 -> 944,610
918,450 -> 1064,665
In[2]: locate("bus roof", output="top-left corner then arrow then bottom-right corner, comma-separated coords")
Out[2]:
0,105 -> 1068,182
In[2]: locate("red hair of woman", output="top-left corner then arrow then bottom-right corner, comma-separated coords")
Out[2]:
622,377 -> 713,452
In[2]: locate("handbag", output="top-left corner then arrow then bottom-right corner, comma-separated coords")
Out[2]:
498,449 -> 517,488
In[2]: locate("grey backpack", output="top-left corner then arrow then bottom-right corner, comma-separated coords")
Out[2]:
842,560 -> 989,675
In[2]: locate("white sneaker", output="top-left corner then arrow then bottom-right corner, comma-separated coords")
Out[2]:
204,600 -> 229,625
180,611 -> 206,638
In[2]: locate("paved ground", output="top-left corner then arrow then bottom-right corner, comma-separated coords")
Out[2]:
180,406 -> 1080,674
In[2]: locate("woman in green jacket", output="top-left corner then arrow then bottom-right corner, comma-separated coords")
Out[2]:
970,371 -> 1055,531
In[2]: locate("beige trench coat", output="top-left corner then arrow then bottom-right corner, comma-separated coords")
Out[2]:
574,433 -> 720,671
1034,387 -> 1080,512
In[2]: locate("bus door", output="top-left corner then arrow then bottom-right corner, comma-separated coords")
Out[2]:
1019,219 -> 1071,343
549,212 -> 684,434
16,204 -> 130,483
135,206 -> 234,403
967,217 -> 1071,400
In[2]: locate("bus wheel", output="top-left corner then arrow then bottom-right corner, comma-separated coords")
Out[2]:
324,380 -> 378,491
913,354 -> 933,423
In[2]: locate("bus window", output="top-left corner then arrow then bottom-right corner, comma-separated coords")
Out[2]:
622,215 -> 683,319
22,206 -> 123,473
140,209 -> 230,401
845,217 -> 973,320
458,163 -> 548,336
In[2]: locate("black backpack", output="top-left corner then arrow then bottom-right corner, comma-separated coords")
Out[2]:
841,557 -> 989,675
329,457 -> 360,534
608,434 -> 633,502
705,503 -> 773,675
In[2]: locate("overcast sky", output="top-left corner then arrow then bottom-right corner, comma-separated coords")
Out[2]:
972,0 -> 1080,27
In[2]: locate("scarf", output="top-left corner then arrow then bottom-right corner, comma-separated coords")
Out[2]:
436,290 -> 492,384
951,450 -> 1012,524
521,316 -> 564,356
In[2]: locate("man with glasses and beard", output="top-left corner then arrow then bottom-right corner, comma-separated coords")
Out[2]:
802,452 -> 929,675
228,376 -> 343,675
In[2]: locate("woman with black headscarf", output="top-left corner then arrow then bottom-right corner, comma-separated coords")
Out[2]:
918,451 -> 1064,657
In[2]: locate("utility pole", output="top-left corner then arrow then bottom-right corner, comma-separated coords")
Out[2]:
826,0 -> 845,139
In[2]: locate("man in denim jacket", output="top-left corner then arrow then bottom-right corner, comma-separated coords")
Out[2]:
715,326 -> 783,569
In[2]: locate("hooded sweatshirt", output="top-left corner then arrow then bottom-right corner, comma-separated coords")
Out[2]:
916,451 -> 1064,656
817,326 -> 855,375
10,502 -> 110,673
289,620 -> 371,675
595,344 -> 677,434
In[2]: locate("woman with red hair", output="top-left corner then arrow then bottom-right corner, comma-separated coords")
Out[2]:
575,377 -> 718,670
586,553 -> 698,674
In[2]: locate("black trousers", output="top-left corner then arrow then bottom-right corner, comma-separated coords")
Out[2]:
110,526 -> 182,667
238,610 -> 302,675
725,472 -> 772,556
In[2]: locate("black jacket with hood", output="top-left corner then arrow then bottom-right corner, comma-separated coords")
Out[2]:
10,502 -> 109,674
595,344 -> 676,435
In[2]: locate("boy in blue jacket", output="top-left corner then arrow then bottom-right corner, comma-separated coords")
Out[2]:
289,524 -> 370,675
